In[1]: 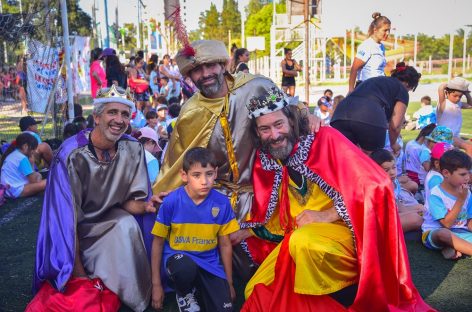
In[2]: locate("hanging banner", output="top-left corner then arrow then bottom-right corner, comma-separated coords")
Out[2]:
27,40 -> 60,113
71,36 -> 90,95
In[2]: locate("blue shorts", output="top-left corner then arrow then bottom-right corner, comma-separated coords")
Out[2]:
422,228 -> 472,250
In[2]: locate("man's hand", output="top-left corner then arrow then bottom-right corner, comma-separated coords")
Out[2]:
229,229 -> 252,245
151,284 -> 165,310
152,192 -> 169,205
295,207 -> 340,227
308,114 -> 322,133
145,200 -> 157,213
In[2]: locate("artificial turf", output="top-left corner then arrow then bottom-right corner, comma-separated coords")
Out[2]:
1,196 -> 472,311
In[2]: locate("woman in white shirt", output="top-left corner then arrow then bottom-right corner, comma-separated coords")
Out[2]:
348,12 -> 391,93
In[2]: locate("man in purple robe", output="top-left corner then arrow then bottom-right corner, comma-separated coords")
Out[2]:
33,85 -> 157,311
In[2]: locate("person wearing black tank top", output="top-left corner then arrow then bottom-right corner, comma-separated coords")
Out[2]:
281,48 -> 302,97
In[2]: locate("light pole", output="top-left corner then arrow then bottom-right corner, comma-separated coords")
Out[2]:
104,0 -> 110,48
448,31 -> 454,79
463,25 -> 472,76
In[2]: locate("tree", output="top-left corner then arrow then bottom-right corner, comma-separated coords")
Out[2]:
221,0 -> 241,46
244,2 -> 286,56
122,23 -> 137,52
246,0 -> 263,17
198,3 -> 224,41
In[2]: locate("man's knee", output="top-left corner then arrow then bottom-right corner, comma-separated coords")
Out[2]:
115,212 -> 141,235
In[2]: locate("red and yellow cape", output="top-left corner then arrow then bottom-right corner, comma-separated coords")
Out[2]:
242,127 -> 434,311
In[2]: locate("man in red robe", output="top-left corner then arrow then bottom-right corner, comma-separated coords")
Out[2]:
231,84 -> 433,311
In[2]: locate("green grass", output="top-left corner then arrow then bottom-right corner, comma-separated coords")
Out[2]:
1,196 -> 472,311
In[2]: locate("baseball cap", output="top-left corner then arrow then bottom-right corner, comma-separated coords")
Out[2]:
99,48 -> 116,60
318,96 -> 332,108
157,104 -> 168,111
425,126 -> 453,145
431,142 -> 453,159
447,77 -> 470,92
19,116 -> 40,131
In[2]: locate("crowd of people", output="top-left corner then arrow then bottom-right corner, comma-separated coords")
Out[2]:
0,10 -> 472,312
0,56 -> 28,114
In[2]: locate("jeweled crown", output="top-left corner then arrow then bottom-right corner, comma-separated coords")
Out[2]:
96,84 -> 134,102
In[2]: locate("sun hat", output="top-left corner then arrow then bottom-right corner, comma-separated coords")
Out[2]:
175,40 -> 229,77
431,142 -> 453,159
99,48 -> 116,60
425,126 -> 453,145
446,77 -> 470,92
137,127 -> 161,153
93,84 -> 135,110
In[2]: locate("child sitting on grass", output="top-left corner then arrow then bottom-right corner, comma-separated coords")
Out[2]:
0,133 -> 46,198
151,147 -> 239,311
405,123 -> 436,186
419,125 -> 453,173
371,149 -> 424,232
421,149 -> 472,259
424,142 -> 453,198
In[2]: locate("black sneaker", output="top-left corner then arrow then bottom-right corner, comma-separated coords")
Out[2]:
176,288 -> 200,312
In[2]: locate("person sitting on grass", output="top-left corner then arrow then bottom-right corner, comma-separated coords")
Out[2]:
419,125 -> 454,173
437,77 -> 472,156
151,147 -> 239,311
370,149 -> 424,232
414,95 -> 436,129
421,149 -> 472,259
424,142 -> 453,199
405,124 -> 436,186
19,116 -> 53,169
313,96 -> 332,125
0,133 -> 46,199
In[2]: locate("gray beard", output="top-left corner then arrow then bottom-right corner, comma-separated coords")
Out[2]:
269,140 -> 294,160
197,73 -> 224,97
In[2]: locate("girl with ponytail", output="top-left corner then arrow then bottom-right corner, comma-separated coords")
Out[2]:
0,133 -> 47,198
349,12 -> 391,93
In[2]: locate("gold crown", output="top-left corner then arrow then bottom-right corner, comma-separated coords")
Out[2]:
96,84 -> 134,102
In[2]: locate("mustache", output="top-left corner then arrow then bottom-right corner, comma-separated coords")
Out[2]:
197,74 -> 218,84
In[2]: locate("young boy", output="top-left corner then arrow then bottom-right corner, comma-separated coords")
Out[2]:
413,95 -> 436,129
314,96 -> 332,125
419,125 -> 453,172
424,142 -> 452,198
421,149 -> 472,259
151,147 -> 239,312
437,77 -> 472,156
370,149 -> 424,233
144,110 -> 159,131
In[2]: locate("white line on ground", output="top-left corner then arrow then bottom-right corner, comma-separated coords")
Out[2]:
0,197 -> 39,227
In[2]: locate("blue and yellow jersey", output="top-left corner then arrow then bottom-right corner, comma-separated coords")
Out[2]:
152,186 -> 239,279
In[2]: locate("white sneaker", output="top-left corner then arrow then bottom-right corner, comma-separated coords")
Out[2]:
176,288 -> 200,312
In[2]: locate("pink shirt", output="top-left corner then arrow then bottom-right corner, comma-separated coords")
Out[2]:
90,60 -> 107,98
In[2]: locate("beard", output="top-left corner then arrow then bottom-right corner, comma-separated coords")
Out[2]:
195,71 -> 225,97
261,132 -> 296,160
